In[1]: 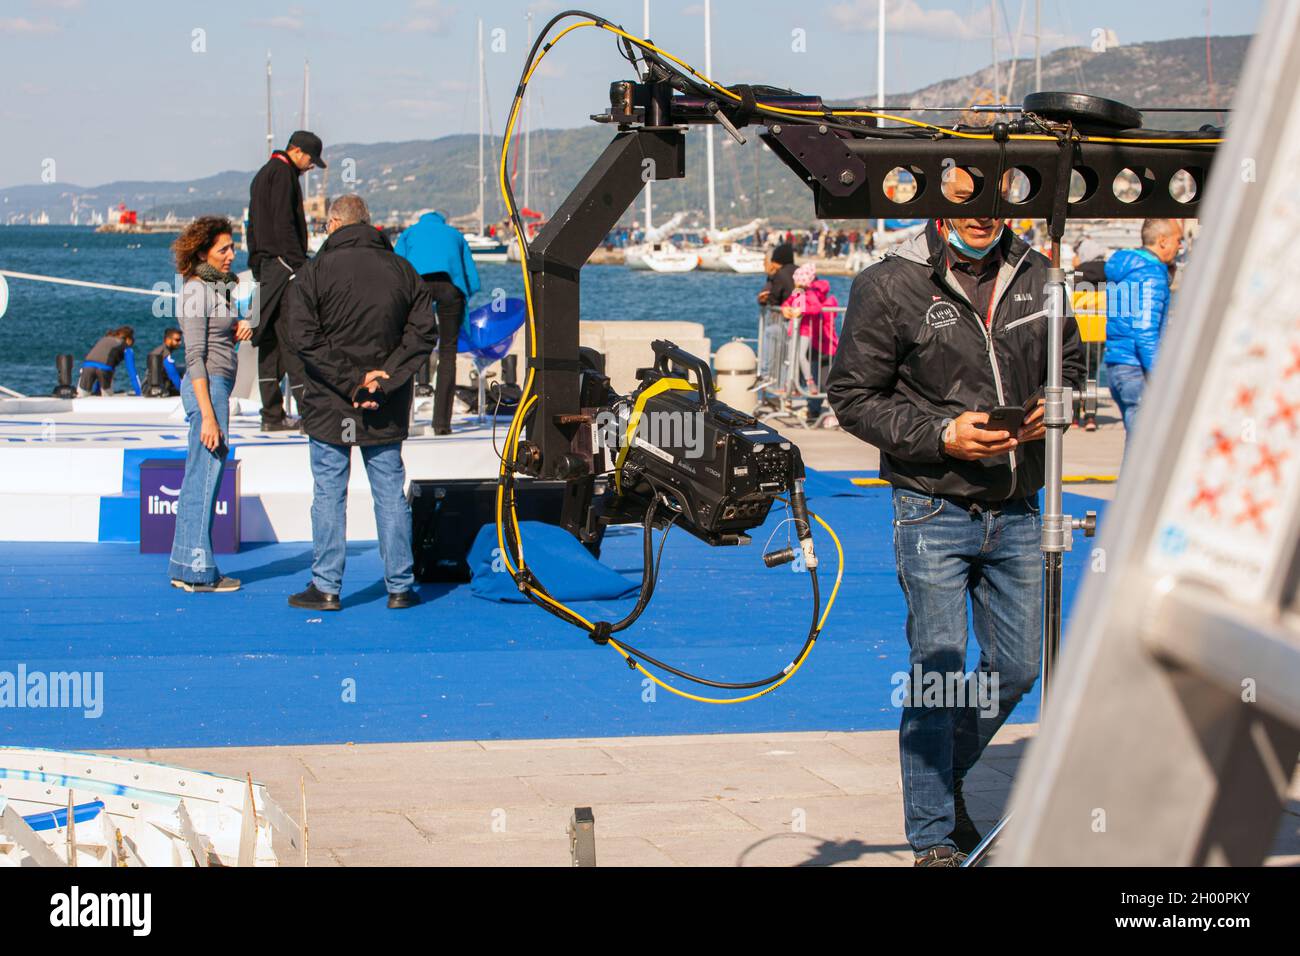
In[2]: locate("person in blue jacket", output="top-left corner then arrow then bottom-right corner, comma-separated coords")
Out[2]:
392,210 -> 481,435
1103,218 -> 1182,436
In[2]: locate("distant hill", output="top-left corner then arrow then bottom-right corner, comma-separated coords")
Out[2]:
0,34 -> 1248,230
835,34 -> 1246,131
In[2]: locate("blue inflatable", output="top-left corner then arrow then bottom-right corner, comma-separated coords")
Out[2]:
458,297 -> 526,361
467,521 -> 638,604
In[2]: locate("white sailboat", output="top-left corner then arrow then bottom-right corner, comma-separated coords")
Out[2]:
624,211 -> 699,272
698,219 -> 767,273
621,2 -> 696,274
464,18 -> 509,263
694,1 -> 765,274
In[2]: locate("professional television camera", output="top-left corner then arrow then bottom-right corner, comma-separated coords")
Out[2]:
513,338 -> 807,553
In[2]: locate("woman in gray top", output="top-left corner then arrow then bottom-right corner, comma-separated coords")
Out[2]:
167,217 -> 251,592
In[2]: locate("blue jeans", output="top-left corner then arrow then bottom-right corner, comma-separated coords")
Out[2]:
892,487 -> 1043,853
307,438 -> 415,595
168,375 -> 233,584
1106,362 -> 1146,435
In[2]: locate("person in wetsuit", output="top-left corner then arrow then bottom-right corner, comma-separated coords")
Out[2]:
78,325 -> 141,396
149,327 -> 184,396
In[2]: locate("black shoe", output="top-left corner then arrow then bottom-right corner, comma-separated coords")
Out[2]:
172,576 -> 241,593
951,777 -> 983,854
432,426 -> 452,436
913,845 -> 966,867
261,417 -> 298,433
388,590 -> 422,609
288,583 -> 340,611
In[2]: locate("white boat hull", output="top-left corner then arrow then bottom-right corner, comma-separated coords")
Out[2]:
0,747 -> 304,867
697,244 -> 766,273
625,242 -> 699,273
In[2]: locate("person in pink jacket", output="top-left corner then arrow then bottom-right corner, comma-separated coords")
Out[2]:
781,265 -> 841,422
782,263 -> 822,391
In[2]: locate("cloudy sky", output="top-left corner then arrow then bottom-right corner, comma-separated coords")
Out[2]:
0,0 -> 1263,188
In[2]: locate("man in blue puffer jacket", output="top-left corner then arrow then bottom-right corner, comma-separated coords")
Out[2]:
1102,218 -> 1182,435
393,210 -> 481,434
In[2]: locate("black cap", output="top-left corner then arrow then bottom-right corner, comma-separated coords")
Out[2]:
287,130 -> 326,169
771,242 -> 795,266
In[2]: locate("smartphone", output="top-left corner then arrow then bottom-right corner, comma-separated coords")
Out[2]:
983,404 -> 1027,433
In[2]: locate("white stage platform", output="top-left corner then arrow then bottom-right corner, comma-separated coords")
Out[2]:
0,395 -> 505,543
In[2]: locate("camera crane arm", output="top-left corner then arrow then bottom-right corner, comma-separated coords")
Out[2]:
493,10 -> 1221,705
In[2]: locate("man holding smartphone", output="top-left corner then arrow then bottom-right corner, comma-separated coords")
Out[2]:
827,168 -> 1085,866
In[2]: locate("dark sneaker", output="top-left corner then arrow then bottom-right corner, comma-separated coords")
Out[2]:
913,845 -> 966,867
289,583 -> 341,611
432,427 -> 452,436
951,777 -> 983,854
388,590 -> 422,609
172,576 -> 241,593
261,417 -> 299,432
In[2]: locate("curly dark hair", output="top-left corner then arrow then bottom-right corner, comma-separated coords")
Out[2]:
172,216 -> 235,279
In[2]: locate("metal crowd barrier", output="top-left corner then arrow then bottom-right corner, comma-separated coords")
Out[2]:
752,283 -> 1108,429
754,304 -> 845,428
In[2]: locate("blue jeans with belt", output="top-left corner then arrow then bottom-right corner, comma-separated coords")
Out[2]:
307,438 -> 415,595
891,487 -> 1043,853
168,374 -> 233,584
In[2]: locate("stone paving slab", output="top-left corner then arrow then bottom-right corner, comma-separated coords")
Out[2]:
106,723 -> 1300,866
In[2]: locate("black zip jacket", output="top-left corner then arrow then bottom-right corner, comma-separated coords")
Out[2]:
827,221 -> 1085,503
247,150 -> 308,276
283,223 -> 437,447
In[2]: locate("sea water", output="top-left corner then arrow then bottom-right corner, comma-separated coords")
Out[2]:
0,225 -> 853,396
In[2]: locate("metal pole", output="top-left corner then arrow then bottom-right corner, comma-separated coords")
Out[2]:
1035,0 -> 1042,93
643,0 -> 653,235
302,59 -> 311,203
523,11 -> 533,215
876,0 -> 885,235
704,0 -> 716,235
478,18 -> 486,238
265,52 -> 274,155
991,2 -> 1000,103
1040,259 -> 1068,707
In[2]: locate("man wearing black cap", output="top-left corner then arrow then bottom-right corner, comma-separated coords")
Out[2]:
248,130 -> 326,431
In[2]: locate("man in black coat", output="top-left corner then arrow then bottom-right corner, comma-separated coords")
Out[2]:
247,129 -> 324,431
283,194 -> 437,612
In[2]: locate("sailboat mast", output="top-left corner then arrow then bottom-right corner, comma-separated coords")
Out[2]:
876,0 -> 884,234
991,2 -> 1000,103
643,0 -> 652,235
302,59 -> 311,199
704,0 -> 716,235
265,52 -> 273,155
478,17 -> 486,238
1035,0 -> 1042,92
523,11 -> 533,215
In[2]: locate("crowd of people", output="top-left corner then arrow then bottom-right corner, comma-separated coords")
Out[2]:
601,222 -> 876,258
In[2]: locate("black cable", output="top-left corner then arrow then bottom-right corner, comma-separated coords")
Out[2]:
611,554 -> 821,690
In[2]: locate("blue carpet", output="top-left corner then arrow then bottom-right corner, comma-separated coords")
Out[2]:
0,476 -> 1104,750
